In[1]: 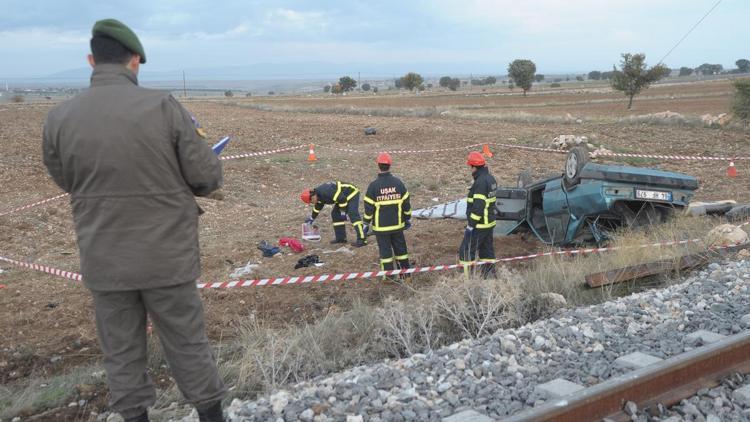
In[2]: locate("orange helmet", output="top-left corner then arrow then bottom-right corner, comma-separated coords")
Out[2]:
300,190 -> 313,204
466,151 -> 486,167
376,152 -> 392,165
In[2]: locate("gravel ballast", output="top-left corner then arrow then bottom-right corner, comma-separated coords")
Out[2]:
186,259 -> 750,421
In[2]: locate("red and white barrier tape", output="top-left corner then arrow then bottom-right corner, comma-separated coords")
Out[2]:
0,193 -> 69,218
220,145 -> 306,161
316,143 -> 486,155
491,143 -> 568,155
0,255 -> 82,281
0,238 -> 706,289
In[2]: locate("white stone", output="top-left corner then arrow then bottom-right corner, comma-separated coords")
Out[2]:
706,224 -> 749,247
270,391 -> 290,414
346,415 -> 364,422
443,409 -> 494,422
614,352 -> 663,370
535,378 -> 584,399
685,330 -> 726,346
734,385 -> 750,407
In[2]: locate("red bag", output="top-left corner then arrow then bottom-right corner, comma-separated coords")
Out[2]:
279,237 -> 305,253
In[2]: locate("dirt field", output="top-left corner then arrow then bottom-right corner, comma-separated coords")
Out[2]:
1,78 -> 748,418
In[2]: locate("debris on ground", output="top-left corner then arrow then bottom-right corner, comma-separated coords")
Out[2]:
727,204 -> 750,222
706,224 -> 749,247
302,223 -> 321,241
552,135 -> 587,150
364,127 -> 377,135
686,200 -> 737,217
279,237 -> 305,253
700,113 -> 732,127
294,255 -> 322,269
230,262 -> 260,278
322,247 -> 355,256
257,240 -> 281,257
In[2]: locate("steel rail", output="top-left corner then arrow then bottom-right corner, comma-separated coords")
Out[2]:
505,331 -> 750,422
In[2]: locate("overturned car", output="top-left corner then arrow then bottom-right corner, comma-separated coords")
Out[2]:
414,147 -> 699,246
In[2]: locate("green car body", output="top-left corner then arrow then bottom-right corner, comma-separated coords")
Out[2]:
495,162 -> 699,246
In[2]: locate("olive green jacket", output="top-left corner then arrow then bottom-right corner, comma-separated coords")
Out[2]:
42,64 -> 222,291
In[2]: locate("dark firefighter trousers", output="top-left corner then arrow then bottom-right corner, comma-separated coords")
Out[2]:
90,282 -> 226,419
331,192 -> 366,242
375,231 -> 410,273
458,227 -> 497,278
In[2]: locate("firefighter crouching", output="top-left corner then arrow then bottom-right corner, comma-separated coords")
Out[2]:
364,153 -> 412,275
459,151 -> 498,278
301,181 -> 367,247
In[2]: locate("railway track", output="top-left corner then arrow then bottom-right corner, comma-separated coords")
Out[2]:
506,331 -> 750,421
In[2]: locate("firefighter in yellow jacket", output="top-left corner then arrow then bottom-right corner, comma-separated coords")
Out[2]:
301,181 -> 367,246
363,153 -> 412,272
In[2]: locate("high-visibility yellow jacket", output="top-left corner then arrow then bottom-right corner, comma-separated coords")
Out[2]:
466,166 -> 497,229
363,172 -> 411,233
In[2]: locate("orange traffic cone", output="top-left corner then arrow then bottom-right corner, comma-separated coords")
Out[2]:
728,160 -> 737,178
308,144 -> 317,162
482,143 -> 493,158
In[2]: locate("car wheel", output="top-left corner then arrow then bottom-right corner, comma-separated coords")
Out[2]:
563,147 -> 589,187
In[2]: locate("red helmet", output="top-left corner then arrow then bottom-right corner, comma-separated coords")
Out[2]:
376,152 -> 392,165
466,151 -> 486,167
300,190 -> 313,204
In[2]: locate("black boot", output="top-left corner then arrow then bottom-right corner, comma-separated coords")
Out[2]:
351,238 -> 367,248
197,401 -> 224,422
330,238 -> 347,244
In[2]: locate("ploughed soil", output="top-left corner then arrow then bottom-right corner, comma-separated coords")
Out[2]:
0,77 -> 747,418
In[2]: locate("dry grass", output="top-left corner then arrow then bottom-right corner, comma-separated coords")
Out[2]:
0,365 -> 104,420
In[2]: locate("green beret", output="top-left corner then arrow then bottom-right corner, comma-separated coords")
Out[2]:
92,19 -> 146,64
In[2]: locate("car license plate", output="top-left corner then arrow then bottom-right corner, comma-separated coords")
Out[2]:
635,189 -> 672,201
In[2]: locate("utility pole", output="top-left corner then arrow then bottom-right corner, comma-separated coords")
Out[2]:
358,71 -> 360,91
182,71 -> 187,98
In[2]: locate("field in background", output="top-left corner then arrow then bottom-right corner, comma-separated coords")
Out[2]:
0,77 -> 748,420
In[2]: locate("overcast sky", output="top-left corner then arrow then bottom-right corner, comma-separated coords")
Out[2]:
0,0 -> 745,79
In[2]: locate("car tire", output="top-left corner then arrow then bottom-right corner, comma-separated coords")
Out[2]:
563,146 -> 589,188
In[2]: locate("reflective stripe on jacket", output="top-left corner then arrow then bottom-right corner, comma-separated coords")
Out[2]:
311,181 -> 359,219
363,172 -> 411,233
466,166 -> 497,229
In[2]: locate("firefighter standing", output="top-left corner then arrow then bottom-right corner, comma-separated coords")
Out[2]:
301,181 -> 367,246
459,151 -> 498,278
363,153 -> 412,273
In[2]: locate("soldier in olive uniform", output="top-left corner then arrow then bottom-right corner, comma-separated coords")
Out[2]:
42,19 -> 226,422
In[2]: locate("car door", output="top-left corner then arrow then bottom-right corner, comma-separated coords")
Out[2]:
494,188 -> 527,235
542,180 -> 571,245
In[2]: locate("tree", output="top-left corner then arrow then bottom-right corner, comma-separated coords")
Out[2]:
508,81 -> 515,91
394,78 -> 403,89
448,78 -> 460,91
400,72 -> 424,91
733,79 -> 750,120
507,59 -> 536,96
610,53 -> 670,109
600,71 -> 615,80
534,74 -> 545,82
224,90 -> 234,97
267,91 -> 275,95
678,67 -> 694,77
484,76 -> 497,85
361,83 -> 371,91
339,76 -> 357,92
576,76 -> 584,81
737,59 -> 750,73
372,87 -> 378,93
588,71 -> 602,80
245,92 -> 252,97
439,76 -> 452,88
696,63 -> 723,75
323,85 -> 331,93
427,83 -> 433,88
331,84 -> 343,94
